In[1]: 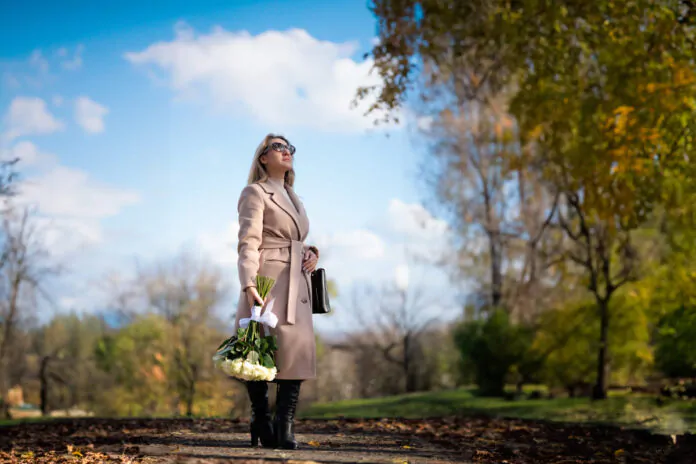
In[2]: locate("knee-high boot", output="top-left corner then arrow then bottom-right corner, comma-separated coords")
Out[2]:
245,381 -> 275,448
274,380 -> 302,449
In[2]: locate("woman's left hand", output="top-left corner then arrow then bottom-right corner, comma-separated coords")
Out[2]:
302,249 -> 318,273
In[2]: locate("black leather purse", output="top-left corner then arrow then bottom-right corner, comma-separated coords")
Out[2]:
310,268 -> 331,314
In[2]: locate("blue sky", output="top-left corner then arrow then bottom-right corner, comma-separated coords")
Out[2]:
0,0 -> 459,336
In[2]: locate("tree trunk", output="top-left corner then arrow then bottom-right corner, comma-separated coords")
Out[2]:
40,356 -> 50,416
489,233 -> 503,308
567,385 -> 576,398
592,299 -> 610,400
403,333 -> 416,393
185,364 -> 198,417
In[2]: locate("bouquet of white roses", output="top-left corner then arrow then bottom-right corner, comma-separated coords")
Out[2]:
213,276 -> 279,381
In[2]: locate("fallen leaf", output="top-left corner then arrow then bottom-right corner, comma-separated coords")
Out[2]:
307,440 -> 321,447
402,445 -> 413,449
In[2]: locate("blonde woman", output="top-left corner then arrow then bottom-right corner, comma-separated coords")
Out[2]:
235,134 -> 319,449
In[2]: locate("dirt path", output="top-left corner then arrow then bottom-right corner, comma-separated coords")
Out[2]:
1,416 -> 694,463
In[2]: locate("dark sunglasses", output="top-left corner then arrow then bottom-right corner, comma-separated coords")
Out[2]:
266,141 -> 296,155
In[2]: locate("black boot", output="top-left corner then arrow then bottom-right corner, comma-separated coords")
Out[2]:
245,381 -> 275,448
274,380 -> 302,449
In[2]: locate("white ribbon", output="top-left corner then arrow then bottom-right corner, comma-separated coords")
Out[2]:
240,298 -> 278,329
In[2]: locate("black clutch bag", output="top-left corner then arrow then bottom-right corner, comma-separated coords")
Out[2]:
311,268 -> 331,314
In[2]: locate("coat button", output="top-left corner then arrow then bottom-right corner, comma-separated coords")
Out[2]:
301,298 -> 308,304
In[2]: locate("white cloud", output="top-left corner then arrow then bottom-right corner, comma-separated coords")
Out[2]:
416,115 -> 433,131
314,229 -> 386,261
74,96 -> 108,133
57,44 -> 84,70
4,140 -> 58,168
6,144 -> 140,258
3,97 -> 64,141
394,264 -> 409,290
29,50 -> 49,74
387,198 -> 449,242
32,215 -> 104,257
196,221 -> 240,266
125,22 -> 394,133
18,166 -> 139,219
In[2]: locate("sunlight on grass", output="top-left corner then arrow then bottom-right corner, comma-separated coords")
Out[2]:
301,387 -> 696,435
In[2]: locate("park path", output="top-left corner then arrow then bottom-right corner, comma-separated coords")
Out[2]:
107,427 -> 462,463
1,416 -> 694,463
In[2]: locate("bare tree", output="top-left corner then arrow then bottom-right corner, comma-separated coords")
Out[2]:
350,271 -> 440,393
0,206 -> 61,417
417,92 -> 562,321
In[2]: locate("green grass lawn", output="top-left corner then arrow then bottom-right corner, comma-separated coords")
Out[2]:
301,387 -> 696,435
0,416 -> 54,427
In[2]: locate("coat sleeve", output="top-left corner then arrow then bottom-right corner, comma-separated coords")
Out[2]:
237,184 -> 264,291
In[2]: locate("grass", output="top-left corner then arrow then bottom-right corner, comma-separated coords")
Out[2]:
0,416 -> 56,427
301,386 -> 696,435
4,386 -> 694,436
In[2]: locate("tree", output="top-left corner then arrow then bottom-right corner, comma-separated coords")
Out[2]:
31,312 -> 106,415
531,295 -> 652,395
139,252 -> 229,416
454,308 -> 534,396
350,273 -> 440,393
359,0 -> 696,399
0,207 -> 60,417
654,305 -> 696,378
94,314 -> 172,416
418,92 -> 562,321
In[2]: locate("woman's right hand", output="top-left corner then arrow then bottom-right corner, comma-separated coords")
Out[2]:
246,286 -> 265,307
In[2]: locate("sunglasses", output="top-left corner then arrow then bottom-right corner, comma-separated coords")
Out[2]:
266,142 -> 296,155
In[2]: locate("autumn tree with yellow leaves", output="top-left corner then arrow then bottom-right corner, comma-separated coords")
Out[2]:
359,0 -> 696,399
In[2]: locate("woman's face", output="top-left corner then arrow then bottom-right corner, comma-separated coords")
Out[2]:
260,138 -> 295,174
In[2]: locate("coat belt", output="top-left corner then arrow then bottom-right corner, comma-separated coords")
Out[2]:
258,236 -> 304,325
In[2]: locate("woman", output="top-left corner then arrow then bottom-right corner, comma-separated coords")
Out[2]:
235,134 -> 319,450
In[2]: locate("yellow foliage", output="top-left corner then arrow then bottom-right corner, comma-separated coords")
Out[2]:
528,124 -> 544,139
151,365 -> 166,382
610,106 -> 635,136
638,127 -> 660,143
673,65 -> 696,87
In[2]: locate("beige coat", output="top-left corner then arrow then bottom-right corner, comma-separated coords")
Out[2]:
234,179 -> 316,380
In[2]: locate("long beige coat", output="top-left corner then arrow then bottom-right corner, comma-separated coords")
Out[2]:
234,179 -> 316,380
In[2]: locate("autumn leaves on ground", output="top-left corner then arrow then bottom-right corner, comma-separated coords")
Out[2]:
1,416 -> 695,464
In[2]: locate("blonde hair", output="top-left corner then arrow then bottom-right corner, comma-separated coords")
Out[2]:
247,133 -> 296,186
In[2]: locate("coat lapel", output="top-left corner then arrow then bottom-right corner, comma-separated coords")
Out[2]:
287,186 -> 309,240
258,180 -> 302,238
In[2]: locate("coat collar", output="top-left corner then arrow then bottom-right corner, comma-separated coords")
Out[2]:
257,179 -> 308,239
